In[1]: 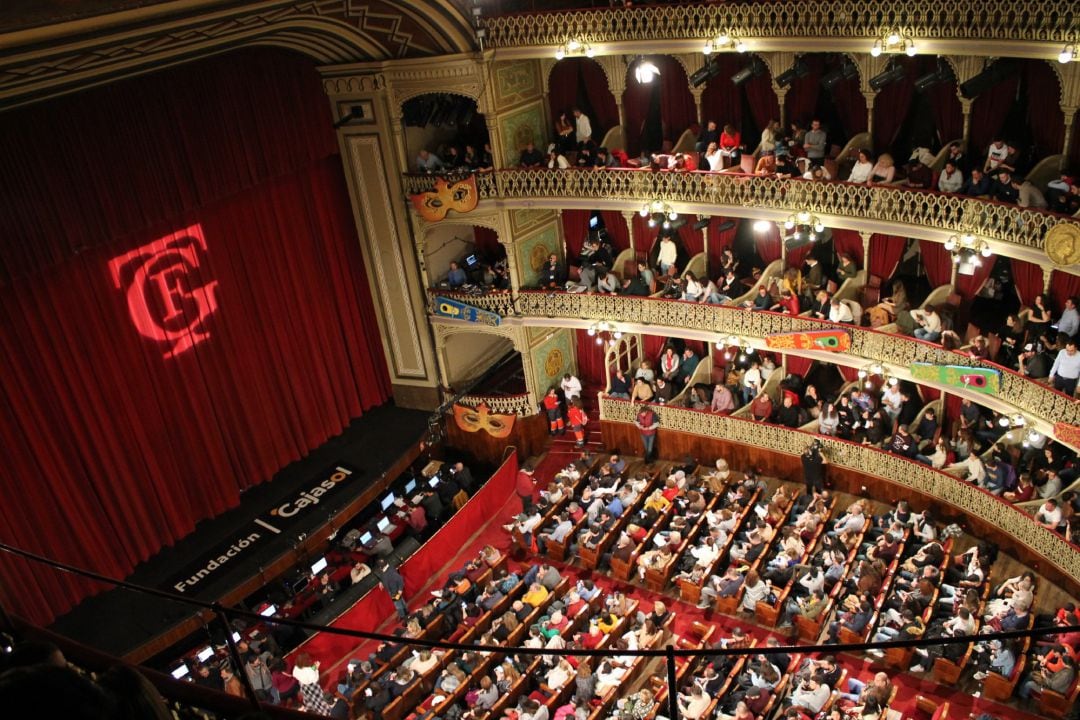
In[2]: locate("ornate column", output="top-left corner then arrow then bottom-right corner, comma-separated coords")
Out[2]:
959,98 -> 974,149
690,87 -> 706,125
597,55 -> 629,128
1061,107 -> 1078,165
1044,266 -> 1054,293
622,210 -> 638,252
862,91 -> 876,143
775,87 -> 789,127
322,70 -> 442,411
859,231 -> 873,271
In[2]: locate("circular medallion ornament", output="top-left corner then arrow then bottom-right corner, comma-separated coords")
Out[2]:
545,347 -> 564,379
530,243 -> 551,272
1045,223 -> 1080,267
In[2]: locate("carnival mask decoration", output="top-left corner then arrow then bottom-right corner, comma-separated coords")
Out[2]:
452,401 -> 516,438
410,175 -> 480,222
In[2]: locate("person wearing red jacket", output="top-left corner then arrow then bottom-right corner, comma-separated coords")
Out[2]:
567,398 -> 588,447
542,386 -> 565,435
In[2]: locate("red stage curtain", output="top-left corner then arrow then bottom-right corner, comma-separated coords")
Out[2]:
869,234 -> 907,280
0,159 -> 391,625
548,58 -> 619,140
1011,259 -> 1046,305
1050,271 -> 1080,311
829,73 -> 868,136
677,216 -> 705,256
0,48 -> 390,625
0,48 -> 337,279
969,74 -> 1020,159
599,211 -> 631,252
783,56 -> 825,128
575,329 -> 609,388
919,241 -> 954,289
561,210 -> 592,259
872,58 -> 917,155
473,227 -> 503,258
832,229 -> 865,265
1025,61 -> 1065,159
785,355 -> 814,377
707,218 -> 739,277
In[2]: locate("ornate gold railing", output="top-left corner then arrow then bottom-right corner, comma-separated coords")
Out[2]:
430,290 -> 1080,431
402,169 -> 1076,258
599,396 -> 1080,583
482,1 -> 1077,47
455,392 -> 534,416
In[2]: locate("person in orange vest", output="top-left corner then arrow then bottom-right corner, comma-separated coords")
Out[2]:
568,398 -> 589,447
542,386 -> 565,435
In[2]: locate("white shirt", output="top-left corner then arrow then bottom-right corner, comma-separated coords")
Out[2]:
575,113 -> 592,143
658,239 -> 677,266
548,154 -> 570,169
938,168 -> 964,193
1036,504 -> 1063,527
986,143 -> 1008,169
1051,348 -> 1080,380
848,160 -> 873,183
293,665 -> 320,685
704,149 -> 723,171
743,367 -> 761,389
965,456 -> 986,484
561,375 -> 582,400
828,302 -> 854,323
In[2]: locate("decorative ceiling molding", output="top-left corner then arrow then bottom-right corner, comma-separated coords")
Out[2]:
0,0 -> 476,111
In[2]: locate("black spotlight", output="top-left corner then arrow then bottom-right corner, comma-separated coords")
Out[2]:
693,216 -> 711,231
731,57 -> 766,86
690,58 -> 722,88
775,58 -> 810,88
914,59 -> 955,93
868,60 -> 906,91
822,60 -> 859,91
959,58 -> 1019,99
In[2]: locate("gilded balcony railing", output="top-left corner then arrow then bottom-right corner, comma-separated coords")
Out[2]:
598,396 -> 1080,582
402,169 -> 1075,258
455,392 -> 534,416
429,289 -> 1080,431
482,1 -> 1077,47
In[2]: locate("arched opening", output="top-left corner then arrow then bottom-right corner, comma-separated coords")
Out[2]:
699,53 -> 779,157
623,55 -> 697,155
423,223 -> 506,290
401,93 -> 490,173
548,57 -> 619,146
783,53 -> 866,152
442,332 -> 519,393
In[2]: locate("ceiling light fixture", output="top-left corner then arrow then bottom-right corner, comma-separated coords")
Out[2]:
703,32 -> 747,55
1060,43 -> 1079,64
870,27 -> 917,57
634,58 -> 661,84
639,200 -> 679,230
783,210 -> 826,243
554,38 -> 595,61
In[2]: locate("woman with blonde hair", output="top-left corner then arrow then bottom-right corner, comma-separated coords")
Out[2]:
869,152 -> 895,184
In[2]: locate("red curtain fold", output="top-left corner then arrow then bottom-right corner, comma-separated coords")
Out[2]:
677,216 -> 705,257
757,223 -> 783,264
0,48 -> 337,281
708,217 -> 739,277
919,241 -> 954,289
837,365 -> 862,382
944,393 -> 963,426
1011,259 -> 1046,306
575,329 -> 609,388
783,56 -> 825,128
599,211 -> 631,252
829,73 -> 868,136
549,58 -> 619,140
0,158 -> 391,625
920,386 -> 942,402
785,355 -> 814,377
473,227 -> 502,257
561,210 -> 592,259
700,55 -> 746,132
832,229 -> 865,265
1070,113 -> 1080,168
872,58 -> 917,155
743,68 -> 781,136
926,74 -> 964,145
868,234 -> 907,280
969,73 -> 1021,159
786,242 -> 815,269
1025,61 -> 1065,159
1050,271 -> 1080,311
644,333 -> 670,362
954,256 -> 995,300
623,56 -> 696,155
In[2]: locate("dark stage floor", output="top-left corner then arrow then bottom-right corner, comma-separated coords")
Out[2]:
48,402 -> 430,657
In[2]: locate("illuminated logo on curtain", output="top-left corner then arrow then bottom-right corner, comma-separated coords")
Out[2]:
453,402 -> 516,438
109,224 -> 219,359
409,175 -> 480,221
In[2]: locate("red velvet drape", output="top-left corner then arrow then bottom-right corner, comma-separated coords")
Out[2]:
783,55 -> 825,128
743,65 -> 781,136
623,56 -> 696,155
1011,259 -> 1046,305
707,218 -> 739,276
1025,61 -> 1065,159
548,58 -> 619,140
700,55 -> 745,131
926,72 -> 964,144
872,58 -> 917,155
1070,113 -> 1080,167
1050,271 -> 1080,311
919,241 -> 955,289
0,49 -> 391,625
561,209 -> 592,259
868,234 -> 907,280
678,217 -> 705,256
785,355 -> 814,377
786,241 -> 815,269
837,365 -> 862,382
969,73 -> 1020,159
954,256 -> 995,300
757,223 -> 783,264
575,329 -> 610,388
473,227 -> 503,258
829,72 -> 868,136
920,385 -> 942,402
832,229 -> 865,265
599,211 -> 631,252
